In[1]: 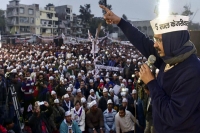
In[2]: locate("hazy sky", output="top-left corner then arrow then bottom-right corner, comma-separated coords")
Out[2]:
1,0 -> 200,23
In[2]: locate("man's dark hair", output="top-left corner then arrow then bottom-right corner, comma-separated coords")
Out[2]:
119,105 -> 125,112
3,118 -> 13,127
75,100 -> 81,106
38,73 -> 44,77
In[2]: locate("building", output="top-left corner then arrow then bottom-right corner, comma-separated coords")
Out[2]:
130,20 -> 154,39
6,0 -> 39,34
71,14 -> 83,38
113,20 -> 154,40
38,6 -> 58,36
55,5 -> 73,36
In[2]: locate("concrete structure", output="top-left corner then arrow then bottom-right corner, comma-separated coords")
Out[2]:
113,20 -> 154,40
55,5 -> 73,36
38,6 -> 58,36
130,20 -> 154,39
6,0 -> 39,34
71,14 -> 83,37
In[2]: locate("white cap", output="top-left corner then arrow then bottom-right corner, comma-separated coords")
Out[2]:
122,98 -> 128,103
81,70 -> 84,73
26,84 -> 30,86
127,59 -> 131,62
103,88 -> 108,93
122,79 -> 126,82
51,91 -> 56,95
100,79 -> 104,82
90,89 -> 94,93
54,99 -> 59,103
107,99 -> 113,104
78,73 -> 82,76
66,87 -> 71,92
81,97 -> 86,103
69,84 -> 73,88
49,76 -> 54,80
113,74 -> 117,77
64,94 -> 69,98
77,89 -> 81,93
89,100 -> 97,108
89,79 -> 94,83
11,69 -> 17,73
132,89 -> 137,94
109,88 -> 114,93
133,59 -> 136,62
54,70 -> 58,73
150,15 -> 189,34
128,79 -> 132,83
19,72 -> 23,76
119,76 -> 123,80
65,111 -> 71,116
105,78 -> 110,82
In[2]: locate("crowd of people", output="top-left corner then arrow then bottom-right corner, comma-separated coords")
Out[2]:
0,41 -> 156,133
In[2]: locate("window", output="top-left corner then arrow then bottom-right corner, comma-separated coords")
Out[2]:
28,9 -> 33,15
66,8 -> 70,13
47,13 -> 52,19
19,7 -> 24,14
20,26 -> 30,32
30,18 -> 34,24
20,17 -> 29,23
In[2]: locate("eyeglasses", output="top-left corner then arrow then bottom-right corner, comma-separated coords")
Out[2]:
153,37 -> 162,44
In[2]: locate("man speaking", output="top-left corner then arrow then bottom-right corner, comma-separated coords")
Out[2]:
100,4 -> 200,133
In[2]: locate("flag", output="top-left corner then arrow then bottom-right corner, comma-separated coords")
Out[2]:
61,33 -> 65,40
0,34 -> 1,48
88,30 -> 93,41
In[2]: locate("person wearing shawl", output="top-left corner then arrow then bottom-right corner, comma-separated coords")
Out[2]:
60,111 -> 82,133
100,5 -> 200,133
71,100 -> 85,132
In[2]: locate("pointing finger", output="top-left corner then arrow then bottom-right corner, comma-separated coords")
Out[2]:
99,5 -> 110,13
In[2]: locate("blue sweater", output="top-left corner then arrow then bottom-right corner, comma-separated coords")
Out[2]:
60,120 -> 82,133
118,19 -> 200,133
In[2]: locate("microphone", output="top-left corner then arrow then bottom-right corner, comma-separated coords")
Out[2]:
137,55 -> 156,83
147,55 -> 156,67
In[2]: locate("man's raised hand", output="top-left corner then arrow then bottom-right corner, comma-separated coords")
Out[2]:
99,5 -> 121,25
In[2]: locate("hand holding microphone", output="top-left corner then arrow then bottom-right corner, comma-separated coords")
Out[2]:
138,55 -> 156,84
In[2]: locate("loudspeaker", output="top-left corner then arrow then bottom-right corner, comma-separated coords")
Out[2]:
54,39 -> 58,46
59,39 -> 63,46
189,31 -> 200,58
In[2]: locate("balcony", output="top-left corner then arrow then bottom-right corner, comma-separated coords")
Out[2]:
7,4 -> 19,8
7,12 -> 19,17
77,24 -> 83,28
72,24 -> 77,27
41,24 -> 58,28
52,25 -> 58,28
77,31 -> 82,34
7,21 -> 18,25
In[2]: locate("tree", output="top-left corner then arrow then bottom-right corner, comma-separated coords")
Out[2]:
0,9 -> 5,33
79,4 -> 93,23
181,4 -> 193,17
122,14 -> 128,20
46,3 -> 54,7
